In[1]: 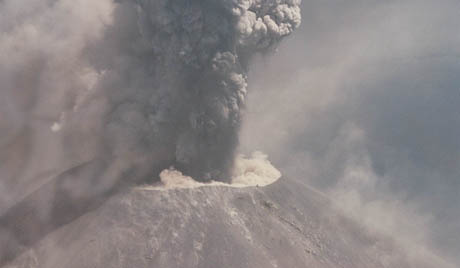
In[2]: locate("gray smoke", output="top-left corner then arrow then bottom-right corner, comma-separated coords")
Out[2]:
0,0 -> 301,264
0,0 -> 301,189
66,0 -> 301,182
122,0 -> 301,180
240,0 -> 460,265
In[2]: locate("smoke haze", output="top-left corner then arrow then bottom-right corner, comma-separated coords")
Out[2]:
241,0 -> 460,265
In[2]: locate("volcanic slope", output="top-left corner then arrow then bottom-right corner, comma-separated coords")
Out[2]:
4,177 -> 453,268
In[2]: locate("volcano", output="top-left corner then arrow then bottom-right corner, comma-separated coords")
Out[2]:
1,173 -> 451,268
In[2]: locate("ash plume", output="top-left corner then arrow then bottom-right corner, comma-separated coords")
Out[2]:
65,0 -> 301,182
0,0 -> 300,263
0,0 -> 301,185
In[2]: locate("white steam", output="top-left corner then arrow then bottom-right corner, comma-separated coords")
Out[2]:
141,152 -> 281,190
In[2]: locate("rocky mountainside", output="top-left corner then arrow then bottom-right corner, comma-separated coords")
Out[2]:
3,177 -> 452,268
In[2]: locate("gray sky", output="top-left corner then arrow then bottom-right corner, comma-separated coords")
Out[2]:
241,0 -> 460,264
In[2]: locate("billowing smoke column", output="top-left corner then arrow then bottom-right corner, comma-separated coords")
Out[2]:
0,0 -> 300,263
0,0 -> 301,186
0,0 -> 301,200
140,0 -> 301,180
70,0 -> 302,182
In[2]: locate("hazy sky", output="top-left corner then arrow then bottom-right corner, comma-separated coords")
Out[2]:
241,0 -> 460,264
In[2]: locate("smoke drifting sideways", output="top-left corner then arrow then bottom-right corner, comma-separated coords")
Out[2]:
0,0 -> 301,196
240,0 -> 460,266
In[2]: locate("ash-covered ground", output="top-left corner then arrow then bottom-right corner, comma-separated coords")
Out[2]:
4,175 -> 452,268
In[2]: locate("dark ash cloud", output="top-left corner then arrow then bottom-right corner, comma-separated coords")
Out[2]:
0,0 -> 300,264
